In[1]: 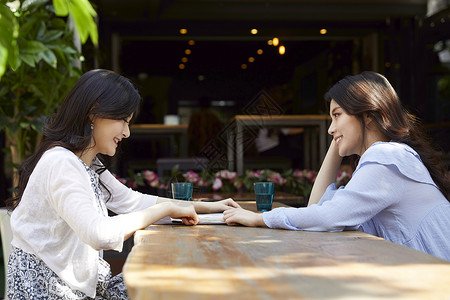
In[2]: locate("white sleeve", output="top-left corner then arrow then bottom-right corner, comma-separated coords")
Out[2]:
262,162 -> 402,231
100,169 -> 157,214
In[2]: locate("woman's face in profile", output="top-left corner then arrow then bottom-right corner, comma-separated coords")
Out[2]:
91,114 -> 133,157
328,100 -> 364,157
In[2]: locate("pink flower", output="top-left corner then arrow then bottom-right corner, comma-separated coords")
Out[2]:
268,172 -> 286,185
337,171 -> 351,185
183,170 -> 200,184
159,182 -> 169,190
198,179 -> 209,187
216,170 -> 238,181
212,177 -> 223,191
247,170 -> 262,178
143,170 -> 160,187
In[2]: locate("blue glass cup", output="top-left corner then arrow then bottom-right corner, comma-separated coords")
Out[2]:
171,182 -> 193,201
254,182 -> 275,211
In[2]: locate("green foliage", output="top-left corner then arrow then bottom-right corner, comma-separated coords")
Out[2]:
0,0 -> 97,168
0,0 -> 97,79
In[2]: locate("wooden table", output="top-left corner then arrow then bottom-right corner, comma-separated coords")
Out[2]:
123,222 -> 450,299
227,115 -> 330,175
192,192 -> 307,207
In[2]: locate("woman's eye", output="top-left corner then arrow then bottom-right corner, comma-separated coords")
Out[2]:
333,113 -> 340,118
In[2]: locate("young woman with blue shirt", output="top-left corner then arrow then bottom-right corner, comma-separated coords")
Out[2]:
223,71 -> 450,261
6,69 -> 239,299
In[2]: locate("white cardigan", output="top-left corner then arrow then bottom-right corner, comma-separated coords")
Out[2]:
10,147 -> 157,297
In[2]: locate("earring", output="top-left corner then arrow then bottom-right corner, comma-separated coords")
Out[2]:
90,124 -> 94,130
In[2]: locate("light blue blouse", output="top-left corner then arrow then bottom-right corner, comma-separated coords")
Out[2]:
263,142 -> 450,261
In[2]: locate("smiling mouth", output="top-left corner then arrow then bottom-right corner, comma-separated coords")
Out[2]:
114,138 -> 121,146
335,136 -> 342,145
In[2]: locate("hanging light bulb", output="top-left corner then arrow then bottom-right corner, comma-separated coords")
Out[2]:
272,37 -> 279,46
250,28 -> 258,35
179,28 -> 188,34
320,28 -> 327,35
279,45 -> 286,55
257,49 -> 263,55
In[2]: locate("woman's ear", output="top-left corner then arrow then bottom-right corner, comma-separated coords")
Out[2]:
364,113 -> 373,127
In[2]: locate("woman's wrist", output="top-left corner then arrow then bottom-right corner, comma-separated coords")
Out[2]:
257,213 -> 267,227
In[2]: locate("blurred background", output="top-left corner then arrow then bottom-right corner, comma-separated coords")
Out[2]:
1,0 -> 449,200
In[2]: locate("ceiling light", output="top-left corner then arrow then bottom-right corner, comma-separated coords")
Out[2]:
257,49 -> 263,55
279,45 -> 285,55
320,29 -> 327,35
272,37 -> 279,46
179,28 -> 188,34
185,49 -> 191,55
251,29 -> 258,35
248,57 -> 255,63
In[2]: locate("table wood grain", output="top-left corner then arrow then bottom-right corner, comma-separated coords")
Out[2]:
123,223 -> 450,299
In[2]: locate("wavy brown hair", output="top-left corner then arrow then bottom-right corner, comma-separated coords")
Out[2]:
325,71 -> 449,200
7,69 -> 142,210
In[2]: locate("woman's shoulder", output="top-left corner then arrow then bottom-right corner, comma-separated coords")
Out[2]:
364,142 -> 418,158
357,142 -> 435,186
37,147 -> 83,170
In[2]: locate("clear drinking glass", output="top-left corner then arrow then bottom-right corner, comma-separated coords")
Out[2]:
253,182 -> 275,211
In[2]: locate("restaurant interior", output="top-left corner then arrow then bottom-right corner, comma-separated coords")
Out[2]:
1,0 -> 449,202
84,0 -> 450,180
1,0 -> 450,295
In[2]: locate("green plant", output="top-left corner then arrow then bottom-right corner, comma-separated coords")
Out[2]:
0,0 -> 97,180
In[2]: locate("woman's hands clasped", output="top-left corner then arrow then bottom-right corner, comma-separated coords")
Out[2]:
223,207 -> 266,227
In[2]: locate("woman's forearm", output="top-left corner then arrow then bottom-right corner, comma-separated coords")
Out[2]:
120,202 -> 173,240
308,140 -> 343,206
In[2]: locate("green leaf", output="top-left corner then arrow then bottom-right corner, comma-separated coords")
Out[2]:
0,3 -> 19,79
7,40 -> 20,70
19,53 -> 35,67
20,40 -> 48,54
67,0 -> 98,45
40,30 -> 63,43
0,44 -> 6,77
53,0 -> 69,16
22,0 -> 49,11
38,48 -> 57,68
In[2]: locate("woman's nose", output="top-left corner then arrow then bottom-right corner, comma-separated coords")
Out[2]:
123,124 -> 130,138
328,121 -> 335,136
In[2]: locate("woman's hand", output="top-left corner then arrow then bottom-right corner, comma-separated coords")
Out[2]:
167,202 -> 199,225
193,198 -> 241,214
223,208 -> 266,227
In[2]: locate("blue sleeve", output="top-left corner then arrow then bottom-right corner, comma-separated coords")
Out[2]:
262,163 -> 403,231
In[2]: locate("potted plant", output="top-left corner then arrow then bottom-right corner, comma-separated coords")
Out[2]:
0,0 -> 98,186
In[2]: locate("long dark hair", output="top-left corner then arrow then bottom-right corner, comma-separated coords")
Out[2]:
325,71 -> 449,200
7,69 -> 142,210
